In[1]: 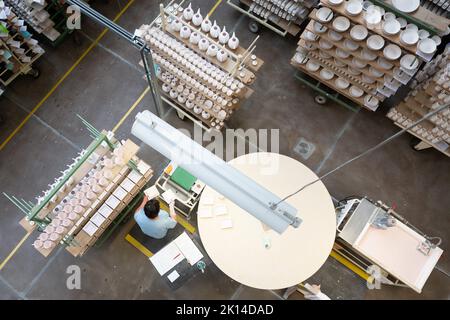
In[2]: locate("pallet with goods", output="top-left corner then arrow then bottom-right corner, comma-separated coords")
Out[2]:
0,0 -> 44,94
4,0 -> 62,42
422,0 -> 450,18
5,126 -> 154,258
291,0 -> 447,111
387,46 -> 450,157
227,0 -> 318,36
135,2 -> 263,131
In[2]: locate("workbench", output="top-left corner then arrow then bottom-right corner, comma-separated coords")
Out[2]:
197,152 -> 336,290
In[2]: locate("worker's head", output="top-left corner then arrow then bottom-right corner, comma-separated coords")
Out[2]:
144,199 -> 160,219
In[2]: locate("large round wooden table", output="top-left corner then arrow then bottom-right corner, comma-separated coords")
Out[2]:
197,152 -> 336,290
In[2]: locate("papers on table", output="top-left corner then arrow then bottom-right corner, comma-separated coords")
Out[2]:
197,206 -> 213,218
167,270 -> 180,283
149,242 -> 185,276
201,195 -> 215,205
162,189 -> 176,204
220,219 -> 233,229
149,232 -> 203,276
174,232 -> 203,266
144,185 -> 160,200
213,205 -> 228,216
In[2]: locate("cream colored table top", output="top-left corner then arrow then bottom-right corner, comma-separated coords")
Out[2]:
197,152 -> 336,290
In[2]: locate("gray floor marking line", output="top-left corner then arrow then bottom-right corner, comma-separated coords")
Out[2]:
230,14 -> 246,34
79,31 -> 143,74
314,110 -> 360,175
269,289 -> 285,300
435,265 -> 450,278
230,284 -> 244,300
0,274 -> 27,300
22,247 -> 64,297
4,95 -> 82,152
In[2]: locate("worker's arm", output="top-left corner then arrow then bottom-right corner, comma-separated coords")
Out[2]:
169,201 -> 177,221
135,195 -> 148,213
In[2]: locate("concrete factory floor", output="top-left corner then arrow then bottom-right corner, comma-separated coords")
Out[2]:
0,0 -> 449,300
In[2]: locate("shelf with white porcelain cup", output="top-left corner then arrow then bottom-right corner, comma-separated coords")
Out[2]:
291,58 -> 380,110
158,78 -> 229,131
297,39 -> 387,88
156,71 -> 233,123
319,1 -> 425,58
301,22 -> 398,77
308,10 -> 406,68
304,48 -> 382,95
160,4 -> 263,77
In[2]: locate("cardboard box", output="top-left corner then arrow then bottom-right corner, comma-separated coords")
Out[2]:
127,170 -> 143,184
91,212 -> 106,228
120,177 -> 136,193
82,221 -> 98,237
98,203 -> 115,219
106,195 -> 121,209
113,186 -> 129,202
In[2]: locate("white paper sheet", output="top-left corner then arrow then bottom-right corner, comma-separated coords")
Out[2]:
214,205 -> 228,216
144,185 -> 160,200
162,189 -> 176,204
201,195 -> 214,205
198,206 -> 213,218
174,232 -> 203,266
220,219 -> 233,229
149,242 -> 185,275
167,270 -> 180,283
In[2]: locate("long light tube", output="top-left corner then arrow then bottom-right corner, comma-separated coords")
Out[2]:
131,110 -> 301,234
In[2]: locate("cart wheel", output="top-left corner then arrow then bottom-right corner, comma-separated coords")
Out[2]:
29,68 -> 40,79
248,20 -> 259,33
315,95 -> 327,105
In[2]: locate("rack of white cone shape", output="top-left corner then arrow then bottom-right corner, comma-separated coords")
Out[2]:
131,110 -> 301,234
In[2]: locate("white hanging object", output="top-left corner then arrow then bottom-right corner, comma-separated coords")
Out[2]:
183,3 -> 194,21
192,9 -> 203,27
201,18 -> 212,33
189,32 -> 201,45
219,26 -> 230,45
198,38 -> 210,51
207,44 -> 218,57
170,19 -> 182,32
209,20 -> 220,38
180,26 -> 191,39
216,50 -> 228,63
227,32 -> 239,50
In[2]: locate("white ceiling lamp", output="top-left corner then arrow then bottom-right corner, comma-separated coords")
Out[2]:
131,110 -> 301,234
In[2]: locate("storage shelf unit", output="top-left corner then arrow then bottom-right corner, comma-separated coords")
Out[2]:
227,0 -> 317,36
387,47 -> 450,157
0,0 -> 44,94
291,0 -> 446,111
5,125 -> 154,257
136,2 -> 263,131
4,0 -> 62,42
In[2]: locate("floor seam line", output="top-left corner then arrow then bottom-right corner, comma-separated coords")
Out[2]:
314,110 -> 360,175
78,31 -> 143,74
230,284 -> 244,300
22,247 -> 64,297
3,95 -> 82,152
0,274 -> 27,300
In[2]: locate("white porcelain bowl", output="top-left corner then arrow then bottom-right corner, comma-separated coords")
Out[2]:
316,7 -> 334,23
400,28 -> 419,46
383,19 -> 401,35
335,77 -> 350,89
383,44 -> 401,60
344,39 -> 359,51
418,38 -> 437,55
364,95 -> 379,108
328,29 -> 343,41
367,35 -> 385,50
319,38 -> 334,50
377,57 -> 394,69
392,0 -> 420,13
313,21 -> 328,34
350,25 -> 368,41
345,0 -> 363,16
328,0 -> 344,6
336,48 -> 350,59
320,68 -> 335,80
360,48 -> 378,61
352,57 -> 368,68
332,16 -> 351,32
349,86 -> 364,97
306,60 -> 320,72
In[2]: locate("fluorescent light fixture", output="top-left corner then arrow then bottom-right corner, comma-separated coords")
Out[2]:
131,111 -> 301,234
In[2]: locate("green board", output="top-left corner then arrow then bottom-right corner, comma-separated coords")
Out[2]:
170,167 -> 197,191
